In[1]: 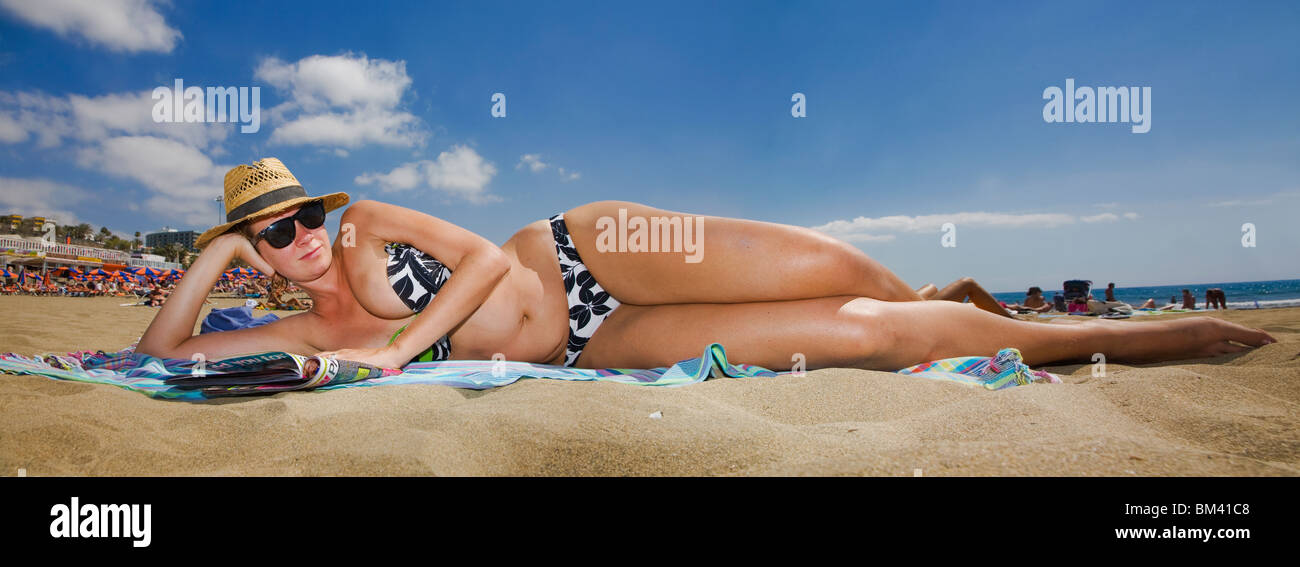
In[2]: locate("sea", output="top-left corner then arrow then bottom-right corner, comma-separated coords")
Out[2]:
991,279 -> 1300,310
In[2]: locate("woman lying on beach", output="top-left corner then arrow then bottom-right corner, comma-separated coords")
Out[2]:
136,158 -> 1277,371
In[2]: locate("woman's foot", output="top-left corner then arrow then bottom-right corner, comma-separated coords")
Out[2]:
1102,316 -> 1276,363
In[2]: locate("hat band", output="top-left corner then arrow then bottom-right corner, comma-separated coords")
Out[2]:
226,185 -> 308,222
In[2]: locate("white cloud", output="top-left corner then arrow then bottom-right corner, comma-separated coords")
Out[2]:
356,145 -> 499,204
0,91 -> 73,148
0,111 -> 25,142
1206,189 -> 1300,208
0,89 -> 241,230
76,135 -> 227,225
355,161 -> 424,192
0,177 -> 91,226
830,233 -> 897,244
812,211 -> 1077,242
255,53 -> 425,149
1081,213 -> 1118,223
517,153 -> 580,181
0,0 -> 181,53
0,90 -> 230,150
557,167 -> 580,181
1209,198 -> 1273,207
71,90 -> 231,150
517,154 -> 548,172
813,209 -> 1142,243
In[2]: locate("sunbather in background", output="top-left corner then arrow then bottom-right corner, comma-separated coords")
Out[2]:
261,276 -> 311,310
1002,286 -> 1055,313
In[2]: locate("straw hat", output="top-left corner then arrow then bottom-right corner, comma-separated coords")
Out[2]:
195,157 -> 349,249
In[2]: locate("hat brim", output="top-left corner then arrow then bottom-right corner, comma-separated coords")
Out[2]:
194,192 -> 350,250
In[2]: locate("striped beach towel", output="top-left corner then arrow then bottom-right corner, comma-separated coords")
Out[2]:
0,343 -> 1056,401
897,347 -> 1061,390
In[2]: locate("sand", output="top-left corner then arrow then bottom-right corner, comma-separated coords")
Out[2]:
1,295 -> 1297,476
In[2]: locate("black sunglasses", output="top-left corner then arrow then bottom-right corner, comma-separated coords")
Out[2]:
251,200 -> 326,249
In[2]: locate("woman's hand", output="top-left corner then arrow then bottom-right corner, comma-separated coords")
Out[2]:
136,231 -> 278,360
210,232 -> 276,277
315,346 -> 408,370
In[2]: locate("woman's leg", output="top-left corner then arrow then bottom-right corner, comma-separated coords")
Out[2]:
575,296 -> 1276,370
929,277 -> 1014,318
562,200 -> 926,305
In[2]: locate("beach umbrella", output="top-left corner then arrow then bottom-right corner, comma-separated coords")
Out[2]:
130,267 -> 165,278
1,268 -> 13,278
226,268 -> 262,282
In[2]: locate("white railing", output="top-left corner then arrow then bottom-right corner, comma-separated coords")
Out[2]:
126,258 -> 182,270
0,236 -> 131,262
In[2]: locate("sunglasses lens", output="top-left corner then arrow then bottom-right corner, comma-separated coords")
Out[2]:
264,219 -> 297,249
254,201 -> 327,249
299,200 -> 326,229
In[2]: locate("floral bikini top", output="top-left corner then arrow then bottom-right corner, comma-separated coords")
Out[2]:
384,242 -> 452,362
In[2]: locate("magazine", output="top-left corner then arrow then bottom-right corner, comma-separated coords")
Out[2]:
163,351 -> 394,397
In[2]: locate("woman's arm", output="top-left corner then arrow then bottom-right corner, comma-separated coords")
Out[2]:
319,200 -> 510,368
135,233 -> 314,360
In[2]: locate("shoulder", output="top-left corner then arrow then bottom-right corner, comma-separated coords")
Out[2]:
338,200 -> 429,239
341,199 -> 408,222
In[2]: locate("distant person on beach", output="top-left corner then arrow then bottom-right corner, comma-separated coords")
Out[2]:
1002,286 -> 1054,313
146,284 -> 166,307
1206,288 -> 1227,310
1102,282 -> 1161,310
135,157 -> 1277,373
1182,289 -> 1197,309
262,276 -> 312,311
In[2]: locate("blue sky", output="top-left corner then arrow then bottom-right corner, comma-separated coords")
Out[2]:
1,0 -> 1297,292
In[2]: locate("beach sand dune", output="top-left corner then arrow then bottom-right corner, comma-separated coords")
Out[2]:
1,296 -> 1297,476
